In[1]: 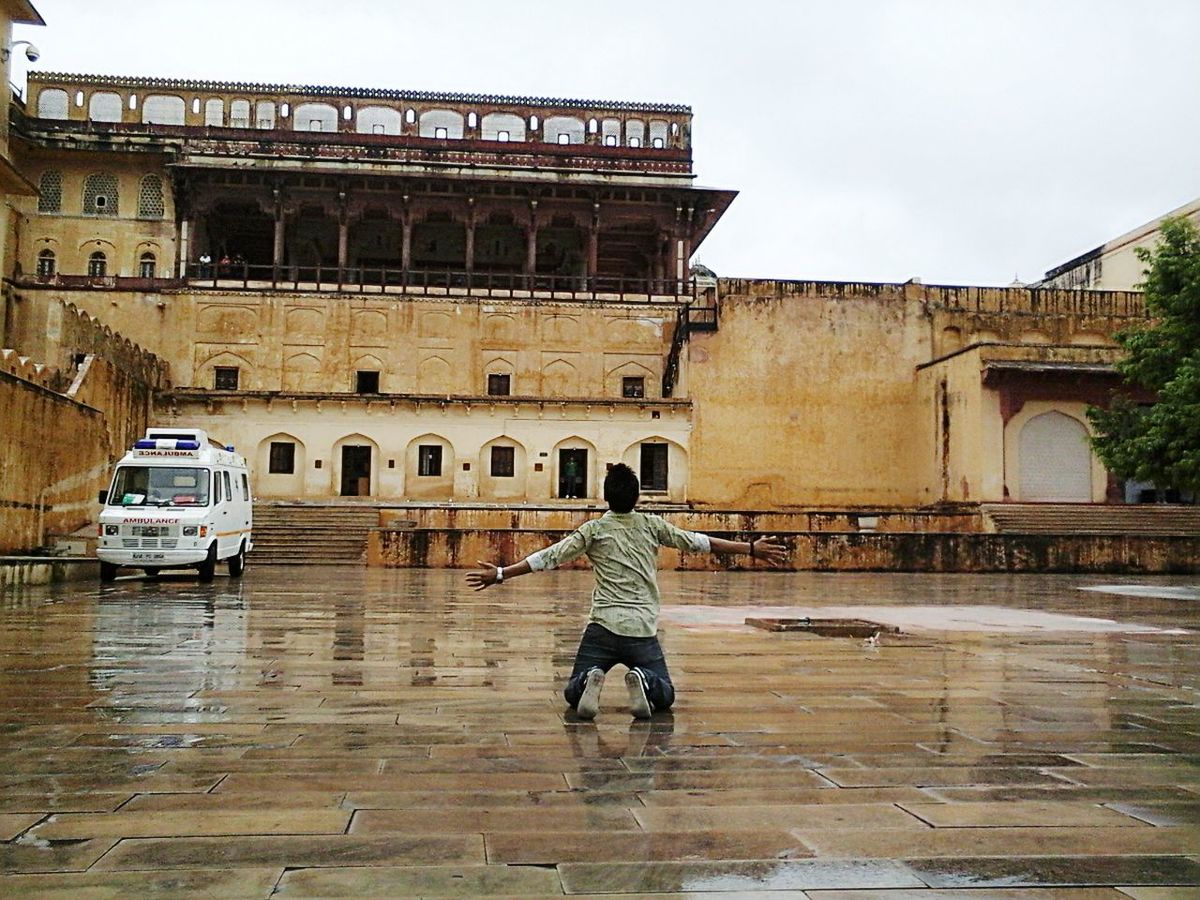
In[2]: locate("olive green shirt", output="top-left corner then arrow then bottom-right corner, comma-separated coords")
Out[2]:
526,511 -> 712,637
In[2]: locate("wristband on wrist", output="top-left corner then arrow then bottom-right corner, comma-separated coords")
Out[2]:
749,539 -> 756,559
495,565 -> 504,583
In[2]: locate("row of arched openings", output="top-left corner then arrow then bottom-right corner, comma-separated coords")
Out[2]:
36,249 -> 158,278
36,88 -> 681,149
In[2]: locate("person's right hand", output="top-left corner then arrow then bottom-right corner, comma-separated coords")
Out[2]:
465,561 -> 499,591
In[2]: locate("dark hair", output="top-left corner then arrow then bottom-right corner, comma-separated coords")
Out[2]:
603,463 -> 640,513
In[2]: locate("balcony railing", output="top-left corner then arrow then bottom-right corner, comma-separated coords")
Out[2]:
14,266 -> 697,301
182,263 -> 694,300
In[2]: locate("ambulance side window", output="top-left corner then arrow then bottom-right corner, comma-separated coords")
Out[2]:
241,473 -> 250,501
214,472 -> 223,504
224,471 -> 233,499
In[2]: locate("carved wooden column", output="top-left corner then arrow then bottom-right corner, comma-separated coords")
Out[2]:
680,205 -> 695,291
464,197 -> 476,273
336,189 -> 350,276
272,187 -> 287,270
400,196 -> 413,272
525,199 -> 539,278
178,217 -> 191,278
587,201 -> 600,285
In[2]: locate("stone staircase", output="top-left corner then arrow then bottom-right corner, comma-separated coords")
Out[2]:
250,502 -> 380,565
982,503 -> 1200,536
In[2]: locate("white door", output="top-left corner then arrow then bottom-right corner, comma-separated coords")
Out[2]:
215,469 -> 232,557
1018,411 -> 1092,501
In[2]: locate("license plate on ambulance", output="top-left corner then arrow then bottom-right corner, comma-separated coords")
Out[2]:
131,552 -> 166,560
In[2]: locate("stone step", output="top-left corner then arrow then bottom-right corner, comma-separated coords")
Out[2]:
981,503 -> 1200,536
249,503 -> 377,566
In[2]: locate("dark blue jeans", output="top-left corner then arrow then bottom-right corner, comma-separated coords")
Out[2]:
563,622 -> 675,712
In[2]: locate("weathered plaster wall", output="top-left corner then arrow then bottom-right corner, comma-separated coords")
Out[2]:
685,281 -> 930,507
22,287 -> 675,398
371,526 -> 1200,573
0,352 -> 106,552
1,300 -> 167,553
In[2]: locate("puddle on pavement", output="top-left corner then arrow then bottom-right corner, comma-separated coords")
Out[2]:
662,604 -> 1193,634
745,617 -> 900,638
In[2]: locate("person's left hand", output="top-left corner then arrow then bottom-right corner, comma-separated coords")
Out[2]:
465,561 -> 499,591
751,536 -> 789,566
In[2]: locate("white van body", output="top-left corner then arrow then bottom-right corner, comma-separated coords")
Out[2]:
97,428 -> 253,582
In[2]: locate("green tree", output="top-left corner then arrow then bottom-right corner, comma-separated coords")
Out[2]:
1087,215 -> 1200,495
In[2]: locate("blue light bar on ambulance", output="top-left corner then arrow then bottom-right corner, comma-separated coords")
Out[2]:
135,439 -> 201,450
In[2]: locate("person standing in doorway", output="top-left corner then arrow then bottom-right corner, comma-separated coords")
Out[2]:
563,455 -> 581,499
466,463 -> 787,718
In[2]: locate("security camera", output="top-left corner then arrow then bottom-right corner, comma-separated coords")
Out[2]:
2,41 -> 39,63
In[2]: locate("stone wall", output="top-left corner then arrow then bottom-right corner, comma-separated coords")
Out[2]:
370,525 -> 1200,574
683,280 -> 1147,508
0,301 -> 167,554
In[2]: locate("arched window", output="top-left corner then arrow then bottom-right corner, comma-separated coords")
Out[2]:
418,109 -> 464,139
255,100 -> 276,129
356,106 -> 402,135
36,249 -> 56,277
36,88 -> 68,119
230,99 -> 251,127
88,251 -> 107,277
87,91 -> 123,123
83,173 -> 119,216
142,94 -> 186,125
137,175 -> 164,218
37,170 -> 62,214
294,102 -> 338,132
204,98 -> 224,126
138,252 -> 156,278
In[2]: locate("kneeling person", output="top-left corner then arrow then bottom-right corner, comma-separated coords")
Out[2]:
466,464 -> 786,719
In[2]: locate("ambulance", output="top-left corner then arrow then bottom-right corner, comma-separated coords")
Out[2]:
97,427 -> 253,582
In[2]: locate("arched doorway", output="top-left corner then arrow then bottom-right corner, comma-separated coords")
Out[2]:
333,433 -> 380,497
1018,411 -> 1092,501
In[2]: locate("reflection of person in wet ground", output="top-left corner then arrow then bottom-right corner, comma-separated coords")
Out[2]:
467,463 -> 787,719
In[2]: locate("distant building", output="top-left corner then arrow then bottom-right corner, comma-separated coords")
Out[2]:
1040,197 -> 1200,290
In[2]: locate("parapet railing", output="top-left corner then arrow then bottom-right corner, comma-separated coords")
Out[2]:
16,267 -> 697,302
182,263 -> 694,300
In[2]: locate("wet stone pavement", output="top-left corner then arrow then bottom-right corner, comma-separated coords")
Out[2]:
1,567 -> 1199,897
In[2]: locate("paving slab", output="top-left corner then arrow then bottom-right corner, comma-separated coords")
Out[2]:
0,866 -> 282,898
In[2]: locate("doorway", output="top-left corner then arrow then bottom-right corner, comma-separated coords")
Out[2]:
640,443 -> 669,493
340,445 -> 371,496
558,449 -> 587,499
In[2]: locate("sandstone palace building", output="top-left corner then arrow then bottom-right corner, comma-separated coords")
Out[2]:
3,1 -> 1198,568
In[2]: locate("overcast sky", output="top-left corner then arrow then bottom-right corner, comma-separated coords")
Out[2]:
14,0 -> 1200,285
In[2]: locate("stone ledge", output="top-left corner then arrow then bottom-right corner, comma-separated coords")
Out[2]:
0,556 -> 98,589
369,529 -> 1200,574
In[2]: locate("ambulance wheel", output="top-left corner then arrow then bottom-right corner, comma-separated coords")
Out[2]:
228,544 -> 246,578
198,545 -> 217,583
99,561 -> 119,583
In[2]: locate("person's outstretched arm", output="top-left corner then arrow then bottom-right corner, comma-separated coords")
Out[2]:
466,558 -> 532,591
707,534 -> 788,565
651,518 -> 788,566
465,526 -> 591,591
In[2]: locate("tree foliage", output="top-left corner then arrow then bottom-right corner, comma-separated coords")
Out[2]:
1087,215 -> 1200,493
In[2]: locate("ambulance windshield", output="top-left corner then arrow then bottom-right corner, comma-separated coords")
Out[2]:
108,466 -> 211,507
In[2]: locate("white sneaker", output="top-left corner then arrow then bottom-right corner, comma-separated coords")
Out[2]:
576,668 -> 605,720
625,668 -> 652,719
